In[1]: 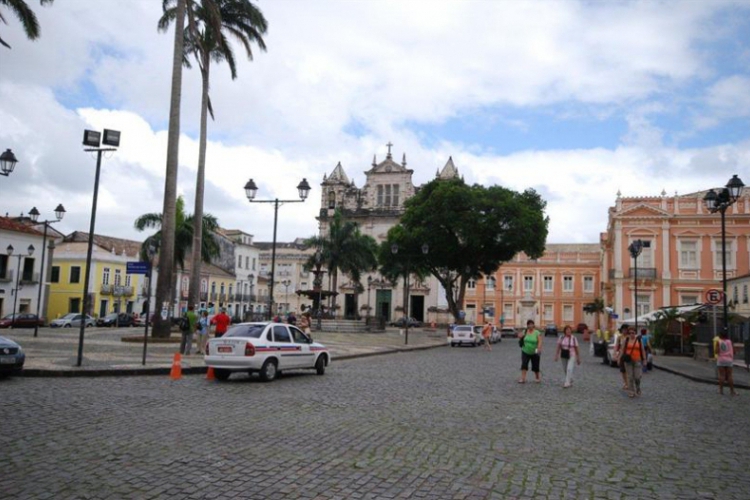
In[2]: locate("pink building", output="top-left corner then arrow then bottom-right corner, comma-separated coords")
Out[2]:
602,188 -> 750,326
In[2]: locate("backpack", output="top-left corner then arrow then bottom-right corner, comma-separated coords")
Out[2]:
179,315 -> 190,332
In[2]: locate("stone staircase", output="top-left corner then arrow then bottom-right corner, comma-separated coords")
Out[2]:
316,318 -> 384,333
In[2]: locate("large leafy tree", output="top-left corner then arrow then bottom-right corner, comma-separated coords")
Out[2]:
305,209 -> 378,314
383,178 -> 549,322
0,0 -> 53,49
152,0 -> 187,337
160,0 -> 267,311
134,196 -> 221,337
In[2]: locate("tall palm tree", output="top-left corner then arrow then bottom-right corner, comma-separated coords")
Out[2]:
135,196 -> 221,337
160,0 -> 267,311
0,0 -> 53,49
153,0 -> 187,337
305,210 -> 378,314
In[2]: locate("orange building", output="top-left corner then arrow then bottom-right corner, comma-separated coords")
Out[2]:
601,189 -> 750,325
466,244 -> 601,330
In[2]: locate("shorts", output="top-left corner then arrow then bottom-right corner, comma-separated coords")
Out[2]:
717,359 -> 733,368
521,352 -> 540,373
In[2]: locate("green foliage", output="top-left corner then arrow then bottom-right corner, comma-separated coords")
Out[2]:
383,178 -> 549,321
583,297 -> 606,330
0,0 -> 54,49
649,307 -> 680,349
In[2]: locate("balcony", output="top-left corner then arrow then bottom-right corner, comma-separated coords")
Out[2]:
628,268 -> 657,279
100,283 -> 113,295
20,272 -> 40,284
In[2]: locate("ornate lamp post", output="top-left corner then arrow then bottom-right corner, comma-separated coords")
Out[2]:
247,273 -> 255,321
244,178 -> 311,320
703,174 -> 745,343
391,242 -> 429,345
281,279 -> 291,312
366,276 -> 373,327
628,239 -> 644,336
28,204 -> 66,336
0,149 -> 19,177
7,244 -> 35,328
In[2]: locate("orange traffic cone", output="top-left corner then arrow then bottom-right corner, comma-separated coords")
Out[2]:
206,366 -> 216,381
170,352 -> 182,380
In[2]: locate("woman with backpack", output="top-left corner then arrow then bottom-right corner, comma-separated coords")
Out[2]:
619,326 -> 647,398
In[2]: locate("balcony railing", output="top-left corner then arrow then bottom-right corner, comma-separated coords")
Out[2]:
101,283 -> 113,294
628,268 -> 657,279
100,284 -> 134,296
20,272 -> 40,284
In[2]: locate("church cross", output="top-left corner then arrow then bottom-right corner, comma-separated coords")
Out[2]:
386,141 -> 393,159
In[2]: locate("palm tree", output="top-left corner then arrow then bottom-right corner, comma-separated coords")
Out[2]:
135,196 -> 221,337
583,297 -> 606,331
153,0 -> 187,337
305,210 -> 378,315
160,0 -> 267,313
0,0 -> 53,49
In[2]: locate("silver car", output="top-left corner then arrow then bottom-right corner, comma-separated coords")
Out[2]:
50,313 -> 96,328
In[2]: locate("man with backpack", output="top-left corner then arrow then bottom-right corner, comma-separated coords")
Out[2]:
180,305 -> 198,355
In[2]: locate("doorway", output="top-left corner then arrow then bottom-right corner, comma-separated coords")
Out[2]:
344,294 -> 356,319
99,300 -> 108,318
410,295 -> 425,322
376,289 -> 392,322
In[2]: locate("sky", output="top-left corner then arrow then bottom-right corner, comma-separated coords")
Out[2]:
1,0 -> 749,246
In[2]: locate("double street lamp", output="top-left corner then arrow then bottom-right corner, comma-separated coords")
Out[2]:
628,238 -> 649,337
6,244 -> 35,329
244,177 -> 311,320
0,149 -> 19,177
391,242 -> 429,345
703,174 -> 745,342
28,204 -> 66,337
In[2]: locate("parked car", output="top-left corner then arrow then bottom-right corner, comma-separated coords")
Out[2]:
450,325 -> 478,347
204,322 -> 330,382
544,324 -> 559,337
500,327 -> 517,338
96,313 -> 137,328
490,326 -> 502,344
472,325 -> 502,344
389,317 -> 422,328
0,335 -> 25,376
50,313 -> 95,328
0,313 -> 44,329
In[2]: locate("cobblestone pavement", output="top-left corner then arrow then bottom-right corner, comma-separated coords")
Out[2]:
2,341 -> 748,500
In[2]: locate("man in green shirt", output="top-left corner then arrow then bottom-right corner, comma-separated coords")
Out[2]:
518,319 -> 543,383
180,305 -> 198,356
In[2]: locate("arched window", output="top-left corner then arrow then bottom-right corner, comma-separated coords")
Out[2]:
486,276 -> 496,290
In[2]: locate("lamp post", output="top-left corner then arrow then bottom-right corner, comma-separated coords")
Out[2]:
29,204 -> 66,337
77,128 -> 120,367
244,178 -> 310,320
248,273 -> 254,321
628,239 -> 644,337
366,276 -> 373,327
7,244 -> 35,328
141,242 -> 157,366
391,242 -> 429,345
0,149 -> 19,177
703,174 -> 745,344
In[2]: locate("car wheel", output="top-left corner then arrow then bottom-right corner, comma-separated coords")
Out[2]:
214,368 -> 231,381
315,355 -> 326,375
259,359 -> 278,382
64,324 -> 71,328
450,342 -> 455,347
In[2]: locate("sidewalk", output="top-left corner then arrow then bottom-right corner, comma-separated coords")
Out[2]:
653,354 -> 750,390
3,326 -> 450,377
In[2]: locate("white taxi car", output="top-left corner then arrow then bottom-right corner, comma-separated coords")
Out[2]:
205,322 -> 330,382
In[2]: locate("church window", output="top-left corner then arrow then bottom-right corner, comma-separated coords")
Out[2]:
385,185 -> 391,206
377,185 -> 383,206
328,191 -> 336,209
392,184 -> 400,206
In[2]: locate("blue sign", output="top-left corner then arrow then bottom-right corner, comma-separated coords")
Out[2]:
126,262 -> 150,275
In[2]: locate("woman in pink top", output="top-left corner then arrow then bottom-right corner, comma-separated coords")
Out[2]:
716,332 -> 738,396
554,325 -> 580,388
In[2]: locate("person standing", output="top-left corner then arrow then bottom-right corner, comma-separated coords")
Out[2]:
481,320 -> 493,352
620,327 -> 647,398
196,310 -> 209,355
554,325 -> 581,388
287,311 -> 297,326
518,319 -> 543,383
614,325 -> 629,389
180,305 -> 198,356
299,311 -> 312,335
211,307 -> 231,338
640,328 -> 653,373
716,332 -> 738,396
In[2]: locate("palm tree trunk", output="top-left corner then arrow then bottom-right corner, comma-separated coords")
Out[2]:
188,57 -> 210,310
153,0 -> 186,338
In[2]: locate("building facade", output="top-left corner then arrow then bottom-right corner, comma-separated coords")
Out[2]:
0,217 -> 45,320
601,189 -> 750,326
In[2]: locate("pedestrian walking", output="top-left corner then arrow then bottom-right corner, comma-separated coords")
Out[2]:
211,307 -> 231,338
481,320 -> 493,352
554,325 -> 580,388
518,319 -> 543,383
640,328 -> 653,372
716,331 -> 738,396
180,305 -> 198,356
614,325 -> 629,389
195,311 -> 209,355
619,326 -> 647,398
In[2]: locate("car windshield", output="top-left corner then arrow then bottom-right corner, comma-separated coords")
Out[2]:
454,326 -> 472,332
2,314 -> 16,320
224,324 -> 265,339
105,314 -> 118,319
62,313 -> 78,319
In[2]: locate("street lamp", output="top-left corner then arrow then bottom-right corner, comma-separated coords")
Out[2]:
366,276 -> 373,327
77,128 -> 120,367
628,239 -> 644,337
703,174 -> 745,345
391,242 -> 429,345
29,204 -> 66,337
0,149 -> 19,177
141,242 -> 157,366
245,177 -> 310,320
7,244 -> 35,329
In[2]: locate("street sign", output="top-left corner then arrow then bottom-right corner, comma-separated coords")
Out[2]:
126,262 -> 150,275
705,288 -> 724,305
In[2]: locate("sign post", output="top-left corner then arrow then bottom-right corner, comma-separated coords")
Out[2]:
705,288 -> 724,305
127,261 -> 151,365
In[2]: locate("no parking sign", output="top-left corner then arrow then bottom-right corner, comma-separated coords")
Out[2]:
705,289 -> 724,305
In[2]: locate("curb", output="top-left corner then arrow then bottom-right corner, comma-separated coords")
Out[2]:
18,343 -> 447,378
653,363 -> 750,391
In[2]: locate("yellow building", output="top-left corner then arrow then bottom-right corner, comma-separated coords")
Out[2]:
48,232 -> 146,319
